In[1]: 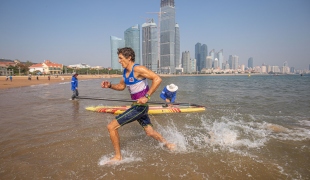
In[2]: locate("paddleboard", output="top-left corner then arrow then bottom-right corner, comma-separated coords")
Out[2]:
86,105 -> 205,115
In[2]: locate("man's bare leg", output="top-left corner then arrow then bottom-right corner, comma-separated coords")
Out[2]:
144,125 -> 175,150
107,119 -> 122,161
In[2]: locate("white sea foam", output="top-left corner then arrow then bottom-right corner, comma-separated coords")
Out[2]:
299,120 -> 310,127
155,121 -> 188,153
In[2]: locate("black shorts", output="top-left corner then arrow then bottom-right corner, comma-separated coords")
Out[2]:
116,105 -> 152,127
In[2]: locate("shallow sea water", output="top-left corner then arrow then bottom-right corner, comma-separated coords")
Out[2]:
0,75 -> 309,179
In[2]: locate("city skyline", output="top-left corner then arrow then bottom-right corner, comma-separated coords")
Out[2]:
0,0 -> 309,70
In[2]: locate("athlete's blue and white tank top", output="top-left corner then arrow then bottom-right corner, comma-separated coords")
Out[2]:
123,64 -> 149,100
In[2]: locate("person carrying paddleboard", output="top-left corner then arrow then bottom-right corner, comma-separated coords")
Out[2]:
101,47 -> 175,163
160,83 -> 178,107
70,72 -> 79,100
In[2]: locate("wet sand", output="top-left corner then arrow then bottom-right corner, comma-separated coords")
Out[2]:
0,74 -> 121,90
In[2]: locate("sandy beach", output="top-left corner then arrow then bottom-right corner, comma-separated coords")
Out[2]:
0,74 -> 121,90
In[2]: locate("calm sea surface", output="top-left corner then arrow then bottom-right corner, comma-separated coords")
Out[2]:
0,75 -> 309,179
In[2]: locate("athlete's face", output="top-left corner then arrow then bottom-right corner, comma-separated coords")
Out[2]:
118,54 -> 131,68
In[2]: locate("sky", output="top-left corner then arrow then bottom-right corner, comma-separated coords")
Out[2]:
1,0 -> 309,70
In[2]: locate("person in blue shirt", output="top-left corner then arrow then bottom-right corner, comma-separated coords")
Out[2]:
70,72 -> 79,100
160,83 -> 178,106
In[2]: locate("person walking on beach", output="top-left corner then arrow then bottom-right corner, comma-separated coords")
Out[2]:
36,75 -> 39,80
101,47 -> 175,162
6,75 -> 8,81
9,75 -> 12,82
160,83 -> 178,107
70,72 -> 79,100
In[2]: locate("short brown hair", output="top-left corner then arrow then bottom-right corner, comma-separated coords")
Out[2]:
117,47 -> 135,62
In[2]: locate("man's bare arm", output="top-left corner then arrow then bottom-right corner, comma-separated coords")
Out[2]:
101,78 -> 126,91
134,66 -> 162,96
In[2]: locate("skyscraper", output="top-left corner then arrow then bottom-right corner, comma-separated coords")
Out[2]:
142,19 -> 158,72
216,49 -> 223,69
175,23 -> 180,68
195,43 -> 207,71
232,55 -> 239,70
209,49 -> 215,67
160,0 -> 176,73
206,56 -> 212,69
124,24 -> 141,64
181,51 -> 191,73
200,44 -> 208,70
248,57 -> 253,68
110,36 -> 124,70
195,43 -> 201,71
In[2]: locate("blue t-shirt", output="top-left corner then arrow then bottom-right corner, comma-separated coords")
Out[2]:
71,76 -> 78,91
160,87 -> 177,103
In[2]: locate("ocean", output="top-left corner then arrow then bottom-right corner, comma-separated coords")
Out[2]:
0,74 -> 309,179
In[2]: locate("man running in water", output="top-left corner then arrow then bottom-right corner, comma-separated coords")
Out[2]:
101,47 -> 175,162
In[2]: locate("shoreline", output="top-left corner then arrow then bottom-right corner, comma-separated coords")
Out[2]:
0,74 -> 121,90
0,73 -> 277,90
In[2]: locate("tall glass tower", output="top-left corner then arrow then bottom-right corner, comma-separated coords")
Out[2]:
217,49 -> 223,69
160,0 -> 175,73
181,51 -> 190,73
200,44 -> 208,70
195,43 -> 202,71
110,36 -> 124,70
124,24 -> 141,64
232,55 -> 239,70
142,19 -> 158,72
175,23 -> 180,68
209,49 -> 215,67
248,57 -> 253,68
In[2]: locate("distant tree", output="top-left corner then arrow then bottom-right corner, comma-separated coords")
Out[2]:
24,61 -> 34,67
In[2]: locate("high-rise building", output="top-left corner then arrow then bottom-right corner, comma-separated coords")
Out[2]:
195,43 -> 201,71
110,36 -> 124,70
230,55 -> 239,70
175,23 -> 180,68
124,24 -> 141,64
200,44 -> 208,70
181,51 -> 190,73
190,58 -> 197,73
216,49 -> 223,69
209,49 -> 215,67
142,19 -> 158,72
214,58 -> 219,69
228,55 -> 233,69
206,56 -> 212,69
160,0 -> 176,73
248,57 -> 253,68
195,43 -> 208,71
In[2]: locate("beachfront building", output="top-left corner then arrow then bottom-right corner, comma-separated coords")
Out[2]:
110,36 -> 124,70
68,63 -> 91,69
29,60 -> 63,75
0,61 -> 16,75
142,19 -> 158,72
124,24 -> 141,64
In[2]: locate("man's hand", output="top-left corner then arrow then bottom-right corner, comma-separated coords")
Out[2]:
137,96 -> 148,104
101,81 -> 111,88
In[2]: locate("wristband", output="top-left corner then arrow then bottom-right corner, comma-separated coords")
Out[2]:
145,94 -> 151,99
108,83 -> 112,88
